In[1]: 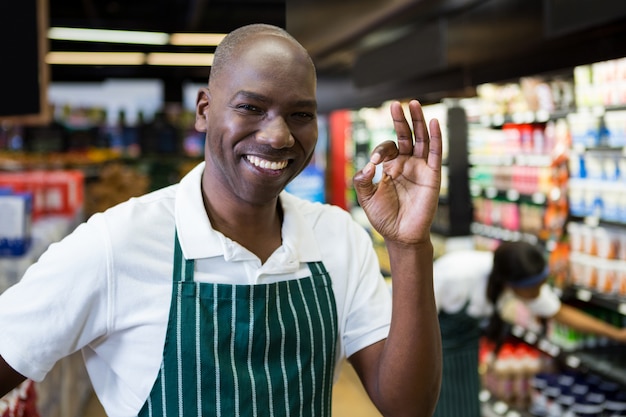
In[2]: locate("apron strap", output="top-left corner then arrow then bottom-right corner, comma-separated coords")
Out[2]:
173,230 -> 195,282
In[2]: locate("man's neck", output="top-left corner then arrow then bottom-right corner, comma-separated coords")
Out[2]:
202,192 -> 283,264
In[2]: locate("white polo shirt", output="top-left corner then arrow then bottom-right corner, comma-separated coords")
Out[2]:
0,162 -> 392,417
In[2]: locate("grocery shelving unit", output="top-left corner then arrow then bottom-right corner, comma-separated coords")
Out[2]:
431,105 -> 473,238
466,60 -> 626,415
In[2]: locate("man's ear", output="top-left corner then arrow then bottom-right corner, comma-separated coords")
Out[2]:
195,87 -> 210,132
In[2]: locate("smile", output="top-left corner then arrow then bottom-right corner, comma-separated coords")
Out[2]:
246,155 -> 288,170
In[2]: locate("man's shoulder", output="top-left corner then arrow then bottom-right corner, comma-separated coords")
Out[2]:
95,184 -> 178,231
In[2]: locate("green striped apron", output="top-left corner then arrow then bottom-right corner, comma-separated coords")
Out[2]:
138,232 -> 338,417
433,303 -> 481,417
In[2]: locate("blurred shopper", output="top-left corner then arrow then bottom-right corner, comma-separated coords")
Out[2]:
432,240 -> 626,417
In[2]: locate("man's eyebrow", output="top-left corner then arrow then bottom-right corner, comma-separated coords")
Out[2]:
234,90 -> 269,102
233,90 -> 317,109
294,99 -> 317,110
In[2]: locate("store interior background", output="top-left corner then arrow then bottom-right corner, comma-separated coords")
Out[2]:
2,0 -> 626,416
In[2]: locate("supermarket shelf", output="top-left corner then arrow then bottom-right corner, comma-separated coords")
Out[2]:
468,108 -> 572,128
561,285 -> 626,315
469,153 -> 553,167
480,390 -> 532,417
510,324 -> 626,386
470,222 -> 540,245
469,104 -> 626,129
470,185 -> 548,205
569,214 -> 626,229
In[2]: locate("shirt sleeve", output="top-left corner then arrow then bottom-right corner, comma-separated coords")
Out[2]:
331,214 -> 392,360
522,284 -> 562,318
0,217 -> 110,381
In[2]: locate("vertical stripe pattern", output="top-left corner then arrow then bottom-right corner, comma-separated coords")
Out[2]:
138,232 -> 338,417
433,306 -> 482,417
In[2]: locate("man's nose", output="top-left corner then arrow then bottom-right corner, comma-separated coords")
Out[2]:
257,117 -> 295,149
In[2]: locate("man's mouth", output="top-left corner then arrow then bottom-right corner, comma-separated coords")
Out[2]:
246,155 -> 289,170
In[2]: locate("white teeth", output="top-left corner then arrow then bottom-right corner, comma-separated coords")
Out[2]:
246,155 -> 288,170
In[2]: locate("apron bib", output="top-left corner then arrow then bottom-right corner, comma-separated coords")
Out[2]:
433,303 -> 482,417
138,232 -> 338,417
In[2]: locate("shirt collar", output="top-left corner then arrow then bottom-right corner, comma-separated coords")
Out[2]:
174,162 -> 322,263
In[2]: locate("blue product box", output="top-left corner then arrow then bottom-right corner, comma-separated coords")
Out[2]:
0,191 -> 33,256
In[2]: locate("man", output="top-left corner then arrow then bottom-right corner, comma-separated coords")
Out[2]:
0,24 -> 442,416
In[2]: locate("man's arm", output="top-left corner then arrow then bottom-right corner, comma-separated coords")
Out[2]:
350,242 -> 441,417
0,356 -> 26,398
352,100 -> 443,417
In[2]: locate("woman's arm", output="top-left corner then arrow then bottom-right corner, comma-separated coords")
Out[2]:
553,303 -> 626,343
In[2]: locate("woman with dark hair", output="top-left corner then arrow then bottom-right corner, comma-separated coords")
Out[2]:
484,240 -> 554,345
432,240 -> 626,417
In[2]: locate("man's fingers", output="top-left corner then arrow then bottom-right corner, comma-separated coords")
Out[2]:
390,101 -> 414,155
370,140 -> 400,164
427,118 -> 443,171
409,100 -> 429,159
353,162 -> 377,207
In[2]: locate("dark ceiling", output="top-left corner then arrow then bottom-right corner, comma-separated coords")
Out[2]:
47,0 -> 626,112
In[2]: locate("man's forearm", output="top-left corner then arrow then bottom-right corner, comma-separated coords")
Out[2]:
374,240 -> 442,417
0,356 -> 26,399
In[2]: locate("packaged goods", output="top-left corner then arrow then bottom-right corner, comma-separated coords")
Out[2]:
0,191 -> 32,256
0,170 -> 84,219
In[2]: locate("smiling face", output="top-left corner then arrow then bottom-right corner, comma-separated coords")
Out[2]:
196,33 -> 318,209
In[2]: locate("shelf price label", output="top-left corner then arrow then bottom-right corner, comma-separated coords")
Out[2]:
532,192 -> 546,205
535,109 -> 550,122
537,338 -> 560,357
492,114 -> 505,126
506,189 -> 520,201
538,339 -> 550,353
485,187 -> 498,199
511,325 -> 525,338
577,289 -> 592,302
493,401 -> 508,415
524,331 -> 538,345
565,355 -> 581,369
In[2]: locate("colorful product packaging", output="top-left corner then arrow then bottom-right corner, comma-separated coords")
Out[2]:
0,190 -> 33,256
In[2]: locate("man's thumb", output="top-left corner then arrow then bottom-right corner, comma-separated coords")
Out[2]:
353,162 -> 377,205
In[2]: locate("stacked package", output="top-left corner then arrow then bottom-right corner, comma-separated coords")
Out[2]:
0,380 -> 39,417
0,187 -> 32,257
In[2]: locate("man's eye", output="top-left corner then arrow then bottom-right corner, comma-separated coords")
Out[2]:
293,112 -> 314,121
238,104 -> 262,113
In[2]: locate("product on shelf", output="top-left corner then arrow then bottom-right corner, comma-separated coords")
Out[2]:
470,60 -> 626,417
0,170 -> 84,220
84,162 -> 149,216
0,380 -> 39,417
529,370 -> 626,417
567,222 -> 626,298
481,340 -> 543,410
0,189 -> 32,256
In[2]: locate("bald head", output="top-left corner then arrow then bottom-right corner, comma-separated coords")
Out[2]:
209,24 -> 315,89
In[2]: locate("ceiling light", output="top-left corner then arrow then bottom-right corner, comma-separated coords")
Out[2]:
46,52 -> 146,65
146,53 -> 214,66
169,33 -> 226,46
48,27 -> 169,45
